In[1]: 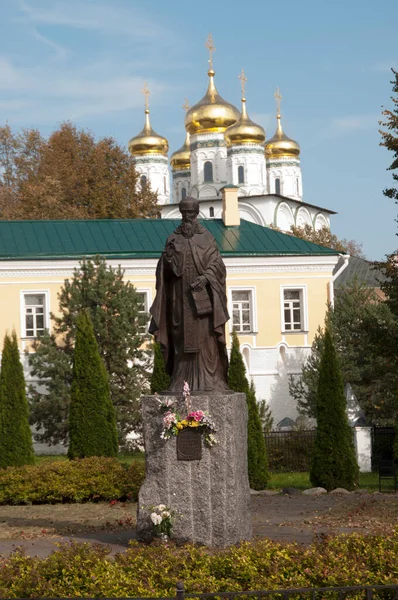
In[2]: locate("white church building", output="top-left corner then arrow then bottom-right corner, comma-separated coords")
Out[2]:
127,36 -> 334,233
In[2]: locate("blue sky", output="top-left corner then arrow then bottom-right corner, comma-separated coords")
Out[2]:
0,0 -> 397,259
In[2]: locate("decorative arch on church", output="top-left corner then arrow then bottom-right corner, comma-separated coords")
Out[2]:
200,185 -> 218,199
190,186 -> 199,198
238,165 -> 245,184
275,177 -> 281,195
295,206 -> 312,228
275,201 -> 294,232
314,212 -> 329,230
181,187 -> 187,200
239,202 -> 266,226
248,188 -> 262,196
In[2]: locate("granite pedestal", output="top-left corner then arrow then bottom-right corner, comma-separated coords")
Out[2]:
136,393 -> 252,547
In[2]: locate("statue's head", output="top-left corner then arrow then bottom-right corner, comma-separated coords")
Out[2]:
179,196 -> 199,223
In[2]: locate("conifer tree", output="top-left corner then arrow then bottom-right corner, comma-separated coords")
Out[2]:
29,256 -> 149,447
228,330 -> 269,489
247,380 -> 270,489
310,328 -> 359,491
228,329 -> 249,393
0,331 -> 34,467
150,342 -> 170,394
68,311 -> 118,459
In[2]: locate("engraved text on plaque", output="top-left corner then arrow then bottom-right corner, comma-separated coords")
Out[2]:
177,428 -> 202,461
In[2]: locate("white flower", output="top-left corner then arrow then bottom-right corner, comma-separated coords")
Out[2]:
157,504 -> 166,511
162,511 -> 170,518
150,513 -> 162,525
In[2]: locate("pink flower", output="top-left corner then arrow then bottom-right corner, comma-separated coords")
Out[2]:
163,411 -> 177,427
188,410 -> 205,422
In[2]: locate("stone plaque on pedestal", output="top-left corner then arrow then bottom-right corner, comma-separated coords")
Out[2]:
176,428 -> 202,461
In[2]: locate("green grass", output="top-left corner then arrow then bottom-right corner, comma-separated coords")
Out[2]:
268,470 -> 380,491
35,455 -> 380,492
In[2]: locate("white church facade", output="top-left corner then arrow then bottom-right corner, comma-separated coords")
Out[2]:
127,36 -> 334,233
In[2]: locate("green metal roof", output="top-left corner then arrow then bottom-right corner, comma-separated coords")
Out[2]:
0,219 -> 340,261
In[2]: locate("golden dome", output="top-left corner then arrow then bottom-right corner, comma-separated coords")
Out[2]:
265,113 -> 300,158
185,69 -> 240,135
128,109 -> 169,156
225,97 -> 266,147
170,131 -> 190,171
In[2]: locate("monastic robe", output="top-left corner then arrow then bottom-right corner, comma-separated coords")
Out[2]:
149,224 -> 230,392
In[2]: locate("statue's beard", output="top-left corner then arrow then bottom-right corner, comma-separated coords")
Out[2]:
180,220 -> 198,238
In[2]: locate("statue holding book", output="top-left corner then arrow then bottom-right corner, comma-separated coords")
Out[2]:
149,197 -> 230,392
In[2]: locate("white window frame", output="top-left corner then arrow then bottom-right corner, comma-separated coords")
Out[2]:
136,288 -> 152,333
20,290 -> 50,339
280,285 -> 308,333
228,286 -> 258,334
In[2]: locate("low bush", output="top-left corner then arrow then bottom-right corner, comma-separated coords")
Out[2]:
1,532 -> 398,597
0,457 -> 145,504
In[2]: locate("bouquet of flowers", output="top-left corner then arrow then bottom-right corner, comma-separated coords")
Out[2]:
157,383 -> 217,447
148,504 -> 176,537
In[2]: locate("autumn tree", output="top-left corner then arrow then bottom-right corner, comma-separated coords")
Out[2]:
28,257 -> 149,448
377,69 -> 398,313
289,280 -> 398,424
0,122 -> 159,220
290,224 -> 364,257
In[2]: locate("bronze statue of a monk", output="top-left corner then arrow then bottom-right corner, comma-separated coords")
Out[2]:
149,197 -> 230,392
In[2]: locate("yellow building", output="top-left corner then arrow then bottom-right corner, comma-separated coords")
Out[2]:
0,189 -> 344,432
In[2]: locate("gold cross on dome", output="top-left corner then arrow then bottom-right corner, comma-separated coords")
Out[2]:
205,33 -> 215,69
274,87 -> 282,115
182,98 -> 190,112
239,68 -> 247,97
141,81 -> 150,110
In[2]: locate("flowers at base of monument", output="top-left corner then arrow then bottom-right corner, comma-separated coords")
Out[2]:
161,408 -> 217,447
147,503 -> 177,537
157,397 -> 175,409
183,380 -> 191,413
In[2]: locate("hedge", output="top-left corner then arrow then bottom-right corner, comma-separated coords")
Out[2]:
0,457 -> 145,504
1,532 -> 398,597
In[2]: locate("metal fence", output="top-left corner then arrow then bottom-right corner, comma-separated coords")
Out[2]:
265,429 -> 316,472
371,426 -> 395,472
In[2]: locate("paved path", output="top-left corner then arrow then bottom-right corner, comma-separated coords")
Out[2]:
0,493 -> 394,558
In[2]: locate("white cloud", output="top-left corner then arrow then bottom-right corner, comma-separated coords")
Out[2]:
330,114 -> 379,134
0,56 -> 170,124
18,0 -> 163,38
369,61 -> 398,73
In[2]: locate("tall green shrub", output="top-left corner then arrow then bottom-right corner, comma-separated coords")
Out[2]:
228,330 -> 269,490
310,328 -> 359,491
228,329 -> 249,393
247,380 -> 269,489
150,342 -> 170,393
0,330 -> 34,468
68,311 -> 118,459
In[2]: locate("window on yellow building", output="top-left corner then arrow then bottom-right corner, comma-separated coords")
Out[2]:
282,288 -> 306,331
23,293 -> 46,338
231,290 -> 252,333
136,291 -> 149,333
